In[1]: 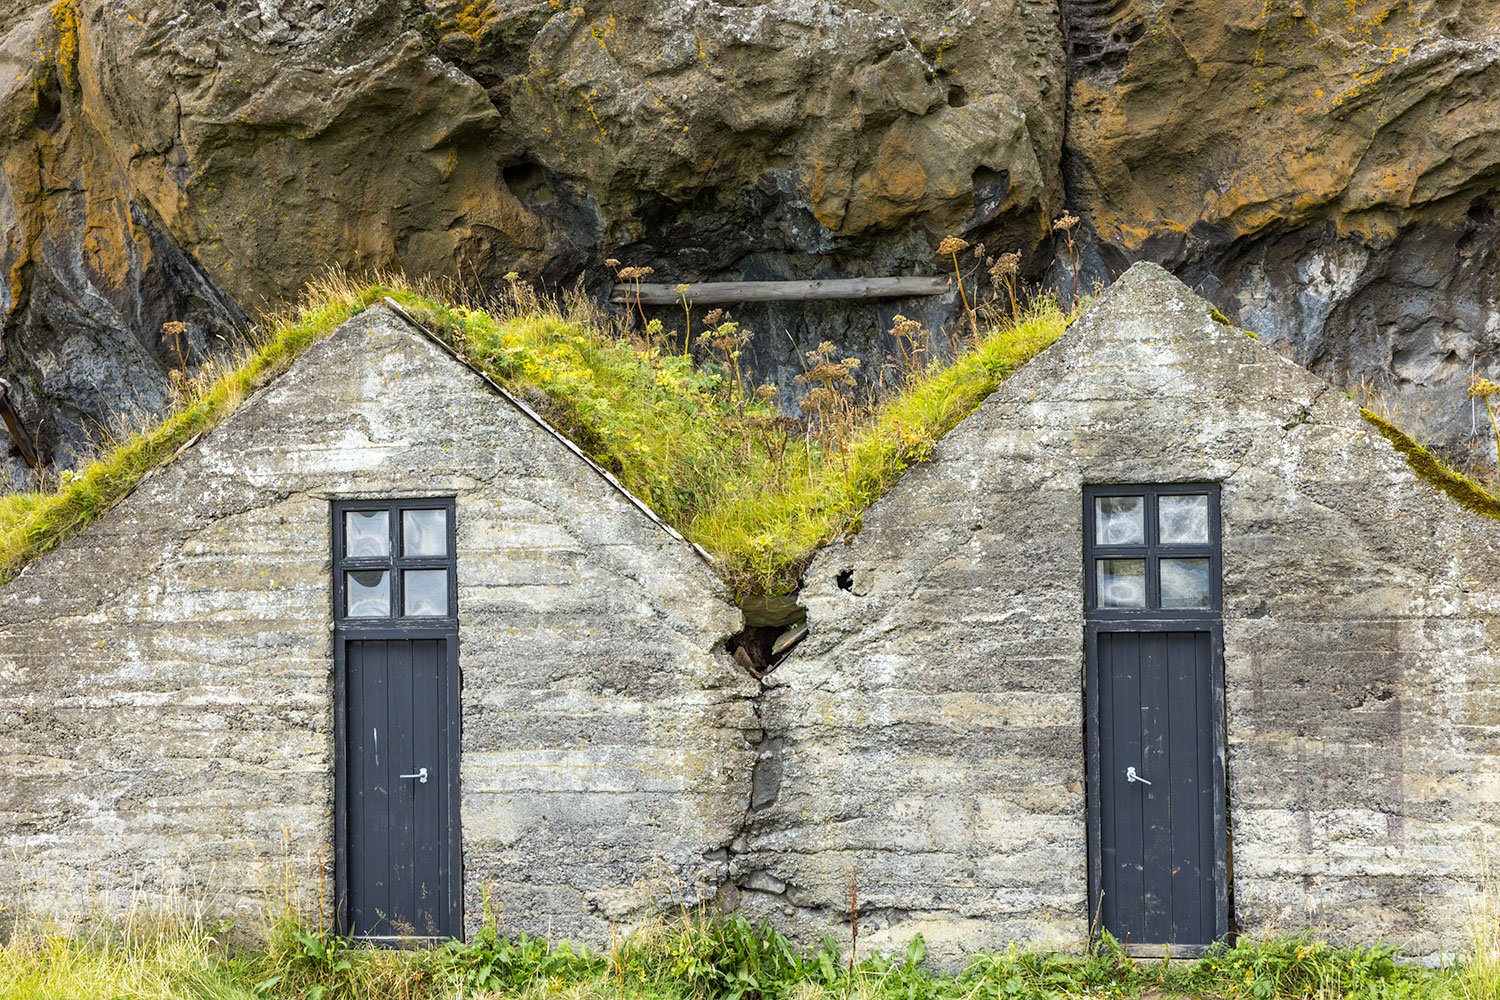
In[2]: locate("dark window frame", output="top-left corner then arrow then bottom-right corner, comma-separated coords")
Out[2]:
332,498 -> 459,636
1083,483 -> 1222,622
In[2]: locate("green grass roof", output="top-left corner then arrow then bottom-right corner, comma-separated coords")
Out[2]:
0,275 -> 1069,596
1,276 -> 1493,599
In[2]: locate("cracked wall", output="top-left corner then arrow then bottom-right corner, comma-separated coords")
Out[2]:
2,280 -> 1497,957
735,264 -> 1500,963
0,307 -> 759,940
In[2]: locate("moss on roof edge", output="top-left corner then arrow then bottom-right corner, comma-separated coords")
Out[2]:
0,288 -> 392,587
2,285 -> 1493,596
1361,409 -> 1500,521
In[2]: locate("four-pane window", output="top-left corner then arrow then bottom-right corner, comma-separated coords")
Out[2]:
334,500 -> 456,623
1085,485 -> 1220,615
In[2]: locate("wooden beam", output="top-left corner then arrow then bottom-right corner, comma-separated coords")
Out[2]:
0,377 -> 43,470
609,276 -> 950,306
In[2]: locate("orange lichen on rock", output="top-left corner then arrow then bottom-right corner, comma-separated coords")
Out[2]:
50,0 -> 79,90
1070,0 -> 1495,251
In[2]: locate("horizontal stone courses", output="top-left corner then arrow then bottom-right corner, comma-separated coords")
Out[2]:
3,268 -> 1497,958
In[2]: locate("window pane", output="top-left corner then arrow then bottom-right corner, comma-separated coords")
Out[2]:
1096,558 -> 1146,608
402,508 -> 448,557
1159,494 -> 1210,544
344,510 -> 389,557
346,570 -> 390,617
1161,557 -> 1212,609
1095,496 -> 1145,545
403,569 -> 448,617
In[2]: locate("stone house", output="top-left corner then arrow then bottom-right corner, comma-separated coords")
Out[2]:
0,305 -> 759,942
1,266 -> 1497,960
734,264 -> 1500,960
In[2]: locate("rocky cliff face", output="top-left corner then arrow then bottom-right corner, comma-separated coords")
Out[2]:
1062,0 -> 1500,452
0,0 -> 1496,485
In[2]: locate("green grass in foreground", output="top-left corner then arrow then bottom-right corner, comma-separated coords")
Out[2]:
1,911 -> 1496,1000
0,274 -> 1069,596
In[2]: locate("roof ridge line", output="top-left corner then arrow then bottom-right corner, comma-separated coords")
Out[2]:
377,297 -> 717,566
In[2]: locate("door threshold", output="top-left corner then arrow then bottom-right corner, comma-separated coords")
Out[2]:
353,934 -> 452,947
1121,942 -> 1209,959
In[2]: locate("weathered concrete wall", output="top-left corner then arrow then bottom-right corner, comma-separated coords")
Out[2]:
736,263 -> 1500,962
0,307 -> 757,940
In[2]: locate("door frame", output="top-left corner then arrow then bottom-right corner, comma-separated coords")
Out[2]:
330,498 -> 463,940
1084,621 -> 1229,951
1081,483 -> 1229,951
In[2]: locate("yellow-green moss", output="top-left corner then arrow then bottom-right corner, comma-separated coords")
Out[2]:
1361,408 -> 1500,520
0,281 -> 1070,596
1208,307 -> 1260,340
6,281 -> 1495,597
392,291 -> 1071,595
0,285 -> 390,586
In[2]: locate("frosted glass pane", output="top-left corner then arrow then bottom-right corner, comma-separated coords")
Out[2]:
403,570 -> 448,617
1095,496 -> 1145,545
346,571 -> 389,617
1097,558 -> 1146,608
1159,494 -> 1210,544
1161,558 -> 1212,609
402,509 -> 448,557
344,510 -> 389,557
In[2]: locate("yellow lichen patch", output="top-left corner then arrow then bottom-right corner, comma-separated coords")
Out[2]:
50,0 -> 79,90
448,0 -> 501,44
590,14 -> 617,52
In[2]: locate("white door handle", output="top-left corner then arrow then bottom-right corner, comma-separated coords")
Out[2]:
1125,766 -> 1152,785
400,767 -> 429,784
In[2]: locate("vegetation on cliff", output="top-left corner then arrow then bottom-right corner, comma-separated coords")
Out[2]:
0,273 -> 1069,595
1361,410 -> 1500,520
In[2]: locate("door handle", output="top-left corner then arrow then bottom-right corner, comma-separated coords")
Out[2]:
1125,766 -> 1152,785
400,767 -> 429,784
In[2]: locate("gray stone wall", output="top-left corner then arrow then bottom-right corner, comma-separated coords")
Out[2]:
3,277 -> 1496,960
735,264 -> 1500,962
0,308 -> 757,940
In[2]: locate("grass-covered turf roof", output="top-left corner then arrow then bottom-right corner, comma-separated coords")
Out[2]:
0,274 -> 1070,596
0,273 -> 1494,597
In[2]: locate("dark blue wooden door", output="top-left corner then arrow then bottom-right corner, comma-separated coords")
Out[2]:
1095,630 -> 1218,946
345,638 -> 460,939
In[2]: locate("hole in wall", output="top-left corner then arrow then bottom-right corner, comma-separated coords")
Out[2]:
946,85 -> 968,108
728,594 -> 809,678
835,568 -> 854,591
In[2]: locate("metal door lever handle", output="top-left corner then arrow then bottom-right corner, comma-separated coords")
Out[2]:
1125,766 -> 1152,785
400,767 -> 429,784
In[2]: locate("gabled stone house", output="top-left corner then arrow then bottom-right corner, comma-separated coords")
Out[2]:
735,264 -> 1500,960
0,306 -> 758,942
1,266 -> 1496,962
